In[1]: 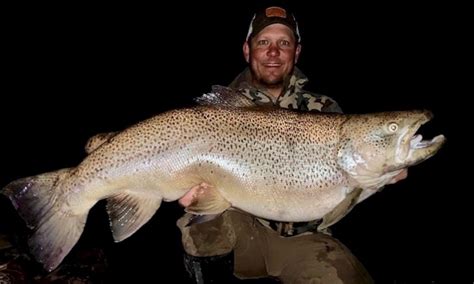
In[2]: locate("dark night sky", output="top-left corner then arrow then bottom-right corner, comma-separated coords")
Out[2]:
1,1 -> 468,282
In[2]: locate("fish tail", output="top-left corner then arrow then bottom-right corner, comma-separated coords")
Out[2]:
2,168 -> 86,272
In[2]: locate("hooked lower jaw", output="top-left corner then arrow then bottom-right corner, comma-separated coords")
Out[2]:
398,111 -> 446,165
405,134 -> 446,166
410,134 -> 445,149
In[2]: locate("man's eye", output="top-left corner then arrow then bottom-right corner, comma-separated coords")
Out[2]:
257,40 -> 269,46
279,40 -> 290,46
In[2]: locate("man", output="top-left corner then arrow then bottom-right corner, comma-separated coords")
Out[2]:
177,5 -> 379,283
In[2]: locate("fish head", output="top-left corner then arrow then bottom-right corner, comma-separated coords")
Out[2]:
337,110 -> 446,189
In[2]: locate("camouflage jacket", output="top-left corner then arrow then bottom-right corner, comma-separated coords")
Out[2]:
225,67 -> 342,113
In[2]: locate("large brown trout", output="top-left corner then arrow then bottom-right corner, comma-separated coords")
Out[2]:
2,106 -> 445,271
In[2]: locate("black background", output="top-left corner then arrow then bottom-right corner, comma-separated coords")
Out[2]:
1,1 -> 469,282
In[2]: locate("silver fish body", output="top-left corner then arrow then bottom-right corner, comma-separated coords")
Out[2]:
2,106 -> 445,271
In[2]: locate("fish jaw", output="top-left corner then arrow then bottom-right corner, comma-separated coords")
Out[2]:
397,132 -> 446,168
391,110 -> 446,170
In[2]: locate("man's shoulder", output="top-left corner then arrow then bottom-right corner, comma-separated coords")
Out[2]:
294,90 -> 342,113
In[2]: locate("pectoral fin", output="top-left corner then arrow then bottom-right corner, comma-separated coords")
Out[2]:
318,188 -> 363,231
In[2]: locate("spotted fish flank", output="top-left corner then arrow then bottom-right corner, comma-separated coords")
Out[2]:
2,106 -> 445,272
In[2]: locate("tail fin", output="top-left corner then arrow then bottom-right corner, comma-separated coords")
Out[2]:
2,168 -> 87,272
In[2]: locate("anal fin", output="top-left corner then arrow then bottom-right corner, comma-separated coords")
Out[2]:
106,191 -> 162,242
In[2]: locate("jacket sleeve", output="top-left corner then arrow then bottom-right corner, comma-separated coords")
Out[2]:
322,97 -> 343,113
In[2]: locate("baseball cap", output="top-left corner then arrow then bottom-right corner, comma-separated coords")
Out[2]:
246,6 -> 301,43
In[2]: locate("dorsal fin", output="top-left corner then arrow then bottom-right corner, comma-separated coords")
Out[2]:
106,191 -> 162,242
195,85 -> 257,108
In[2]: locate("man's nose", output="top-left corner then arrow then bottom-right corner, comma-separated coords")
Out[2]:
267,44 -> 280,56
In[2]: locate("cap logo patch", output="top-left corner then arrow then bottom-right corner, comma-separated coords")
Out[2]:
265,7 -> 287,18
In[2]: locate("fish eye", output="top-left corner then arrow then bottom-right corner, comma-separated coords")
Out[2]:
387,122 -> 398,132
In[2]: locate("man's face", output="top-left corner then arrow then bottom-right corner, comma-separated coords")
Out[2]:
244,23 -> 301,88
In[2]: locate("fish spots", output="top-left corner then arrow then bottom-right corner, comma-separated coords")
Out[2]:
77,107 -> 355,207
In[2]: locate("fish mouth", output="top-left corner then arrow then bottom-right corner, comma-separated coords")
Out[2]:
409,133 -> 445,149
403,111 -> 446,165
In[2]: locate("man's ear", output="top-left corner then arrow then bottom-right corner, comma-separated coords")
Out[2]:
294,44 -> 302,64
243,41 -> 250,63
